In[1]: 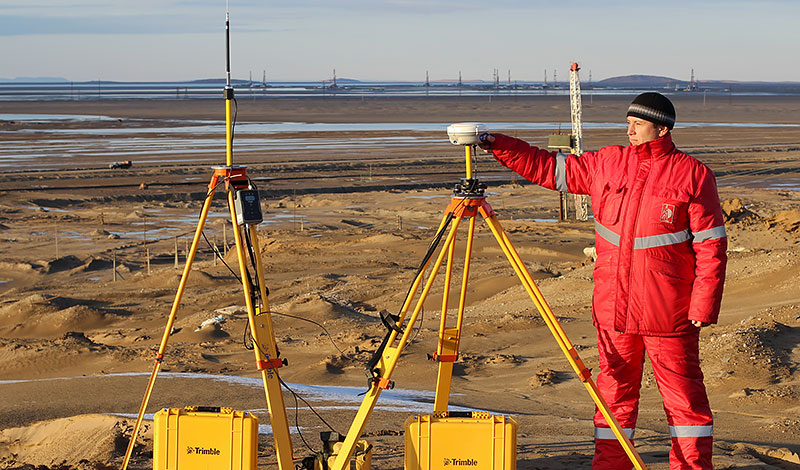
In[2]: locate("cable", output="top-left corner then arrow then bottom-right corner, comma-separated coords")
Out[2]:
403,196 -> 468,343
243,226 -> 261,296
197,178 -> 262,288
289,381 -> 317,454
246,175 -> 259,191
270,311 -> 345,355
243,326 -> 343,454
365,196 -> 467,373
200,179 -> 344,453
232,96 -> 238,151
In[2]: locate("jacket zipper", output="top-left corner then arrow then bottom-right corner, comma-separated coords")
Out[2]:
624,157 -> 652,332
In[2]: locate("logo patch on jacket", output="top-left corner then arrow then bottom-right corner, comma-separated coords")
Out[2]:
660,203 -> 675,223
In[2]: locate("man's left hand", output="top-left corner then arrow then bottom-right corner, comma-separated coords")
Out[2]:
478,133 -> 495,152
692,320 -> 711,328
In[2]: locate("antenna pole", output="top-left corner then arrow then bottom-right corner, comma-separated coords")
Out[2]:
224,2 -> 234,166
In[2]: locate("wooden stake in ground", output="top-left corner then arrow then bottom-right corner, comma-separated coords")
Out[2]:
113,250 -> 117,282
54,225 -> 59,260
213,236 -> 218,266
142,215 -> 148,271
222,220 -> 228,257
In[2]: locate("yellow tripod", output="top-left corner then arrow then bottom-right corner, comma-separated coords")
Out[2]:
121,11 -> 294,469
330,142 -> 648,470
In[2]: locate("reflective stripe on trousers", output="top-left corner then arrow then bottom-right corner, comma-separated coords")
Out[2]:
670,425 -> 713,438
594,427 -> 635,440
594,426 -> 712,440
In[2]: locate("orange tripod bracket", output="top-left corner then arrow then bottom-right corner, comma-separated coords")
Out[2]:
257,357 -> 287,370
429,353 -> 458,362
209,165 -> 250,191
373,377 -> 395,390
445,195 -> 495,219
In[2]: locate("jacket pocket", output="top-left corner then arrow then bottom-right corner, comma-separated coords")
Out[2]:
641,255 -> 694,333
591,252 -> 615,330
597,182 -> 627,224
646,187 -> 690,228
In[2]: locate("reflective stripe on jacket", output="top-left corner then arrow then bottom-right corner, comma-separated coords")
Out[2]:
491,133 -> 727,336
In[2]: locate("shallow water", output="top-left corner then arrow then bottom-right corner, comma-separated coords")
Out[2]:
3,116 -> 798,193
1,372 -> 482,434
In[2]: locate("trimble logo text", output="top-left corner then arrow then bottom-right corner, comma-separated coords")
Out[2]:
443,457 -> 478,466
187,446 -> 221,456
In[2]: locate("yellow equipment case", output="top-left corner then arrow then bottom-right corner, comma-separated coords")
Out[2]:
404,412 -> 517,470
153,406 -> 259,470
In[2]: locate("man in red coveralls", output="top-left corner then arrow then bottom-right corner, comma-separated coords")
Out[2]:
479,93 -> 727,470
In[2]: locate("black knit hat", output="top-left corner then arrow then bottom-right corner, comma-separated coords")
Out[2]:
627,92 -> 676,130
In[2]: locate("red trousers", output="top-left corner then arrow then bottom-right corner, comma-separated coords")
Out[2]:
593,328 -> 713,470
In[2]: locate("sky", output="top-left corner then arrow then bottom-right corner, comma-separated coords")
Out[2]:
1,0 -> 799,83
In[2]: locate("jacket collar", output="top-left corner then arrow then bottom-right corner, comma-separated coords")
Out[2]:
629,132 -> 675,159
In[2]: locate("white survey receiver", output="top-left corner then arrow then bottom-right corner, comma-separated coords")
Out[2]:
447,122 -> 488,146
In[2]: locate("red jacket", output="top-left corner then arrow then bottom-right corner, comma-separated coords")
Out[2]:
491,133 -> 727,336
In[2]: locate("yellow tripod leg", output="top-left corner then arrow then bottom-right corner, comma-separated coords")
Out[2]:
389,210 -> 452,331
227,193 -> 294,470
249,223 -> 294,469
433,215 -> 476,412
121,187 -> 217,470
482,213 -> 648,470
330,216 -> 463,470
225,98 -> 233,166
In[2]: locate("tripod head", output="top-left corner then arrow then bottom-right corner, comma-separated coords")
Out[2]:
446,123 -> 489,196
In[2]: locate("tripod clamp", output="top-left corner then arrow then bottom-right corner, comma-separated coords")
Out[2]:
360,311 -> 404,391
453,178 -> 487,198
379,310 -> 404,334
365,370 -> 395,391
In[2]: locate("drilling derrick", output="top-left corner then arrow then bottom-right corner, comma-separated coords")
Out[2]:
570,62 -> 589,221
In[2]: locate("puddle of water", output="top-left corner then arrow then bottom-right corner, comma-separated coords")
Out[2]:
406,195 -> 448,200
5,118 -> 798,175
109,226 -> 179,237
136,209 -> 306,227
0,113 -> 116,122
1,372 -> 484,418
24,205 -> 71,213
514,218 -> 560,223
133,211 -> 229,226
6,116 -> 796,132
765,182 -> 800,191
110,412 -> 311,435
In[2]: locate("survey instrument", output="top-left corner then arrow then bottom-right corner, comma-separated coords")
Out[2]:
121,5 -> 295,470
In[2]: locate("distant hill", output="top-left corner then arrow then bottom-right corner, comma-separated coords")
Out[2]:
595,74 -> 800,93
595,75 -> 682,88
0,77 -> 69,83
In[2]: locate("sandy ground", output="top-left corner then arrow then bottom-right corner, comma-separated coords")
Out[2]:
0,96 -> 799,469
